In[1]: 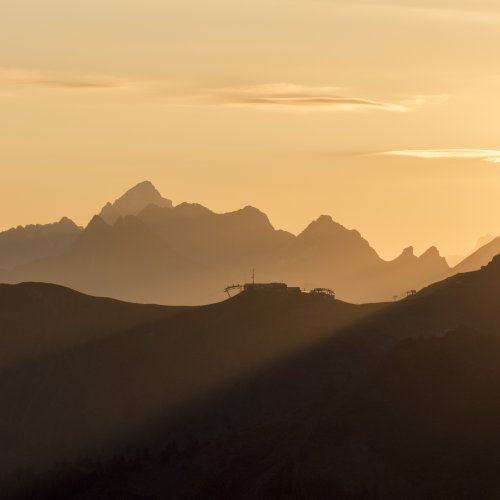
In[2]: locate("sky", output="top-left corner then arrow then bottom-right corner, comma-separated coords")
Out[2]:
1,0 -> 500,260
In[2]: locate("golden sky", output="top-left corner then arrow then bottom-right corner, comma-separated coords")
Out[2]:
1,0 -> 500,259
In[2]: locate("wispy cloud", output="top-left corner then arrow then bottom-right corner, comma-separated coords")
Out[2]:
380,149 -> 500,164
0,67 -> 131,91
0,71 -> 448,113
199,83 -> 445,112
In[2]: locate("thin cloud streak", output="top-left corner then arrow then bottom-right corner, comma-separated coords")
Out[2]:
0,71 -> 448,113
0,68 -> 131,91
231,96 -> 408,112
203,83 -> 445,113
380,149 -> 500,164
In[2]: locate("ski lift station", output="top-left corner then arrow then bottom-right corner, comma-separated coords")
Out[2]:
224,281 -> 334,299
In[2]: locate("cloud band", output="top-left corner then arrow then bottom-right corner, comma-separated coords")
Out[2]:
380,149 -> 500,163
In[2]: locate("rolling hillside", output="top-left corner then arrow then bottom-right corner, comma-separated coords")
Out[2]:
3,256 -> 500,499
0,283 -> 381,495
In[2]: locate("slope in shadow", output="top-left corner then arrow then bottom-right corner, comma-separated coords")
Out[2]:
5,256 -> 500,500
0,285 -> 383,498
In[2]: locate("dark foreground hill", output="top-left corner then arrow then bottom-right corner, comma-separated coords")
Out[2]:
3,257 -> 500,500
0,284 -> 381,497
0,282 -> 186,371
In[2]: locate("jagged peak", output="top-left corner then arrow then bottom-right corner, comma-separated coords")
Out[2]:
58,217 -> 80,228
71,215 -> 111,249
174,202 -> 213,216
99,181 -> 173,224
419,246 -> 441,259
317,214 -> 334,223
1,218 -> 80,234
230,205 -> 271,221
85,214 -> 110,229
392,246 -> 417,263
299,215 -> 347,238
120,180 -> 161,198
115,181 -> 170,204
132,180 -> 155,189
241,205 -> 266,215
402,246 -> 415,257
418,245 -> 450,270
217,205 -> 276,233
309,215 -> 339,228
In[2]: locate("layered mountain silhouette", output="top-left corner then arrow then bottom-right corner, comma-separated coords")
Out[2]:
453,235 -> 500,274
0,217 -> 81,270
9,213 -> 198,304
3,256 -> 500,499
0,181 -> 457,304
446,233 -> 495,267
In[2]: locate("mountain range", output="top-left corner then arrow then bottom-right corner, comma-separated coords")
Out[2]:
0,181 -> 497,304
0,217 -> 81,270
3,254 -> 500,499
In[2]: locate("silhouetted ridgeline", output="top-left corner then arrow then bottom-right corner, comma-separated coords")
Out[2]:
1,181 -> 481,305
0,218 -> 81,269
3,256 -> 500,499
454,235 -> 500,274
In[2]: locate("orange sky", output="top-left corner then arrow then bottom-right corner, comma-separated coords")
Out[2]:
1,0 -> 500,259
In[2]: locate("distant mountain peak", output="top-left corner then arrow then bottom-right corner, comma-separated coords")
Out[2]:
420,246 -> 441,258
402,246 -> 415,256
0,218 -> 83,270
132,180 -> 155,189
86,214 -> 110,230
454,235 -> 500,273
176,202 -> 213,214
418,246 -> 450,271
238,205 -> 269,219
474,234 -> 495,251
299,215 -> 347,240
242,204 -> 262,212
122,181 -> 162,199
393,246 -> 416,263
99,181 -> 173,224
69,215 -> 110,252
58,216 -> 79,228
228,205 -> 275,232
317,214 -> 334,223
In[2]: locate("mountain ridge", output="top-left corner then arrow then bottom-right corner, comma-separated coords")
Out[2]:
99,180 -> 173,225
0,217 -> 82,269
454,235 -> 500,274
0,181 -> 455,304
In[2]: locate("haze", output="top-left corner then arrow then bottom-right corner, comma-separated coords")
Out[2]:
1,0 -> 500,258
